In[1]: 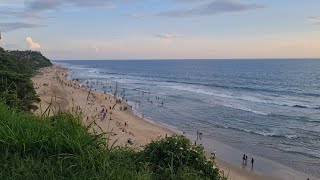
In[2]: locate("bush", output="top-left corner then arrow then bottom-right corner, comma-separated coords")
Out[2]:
0,70 -> 39,111
139,135 -> 224,180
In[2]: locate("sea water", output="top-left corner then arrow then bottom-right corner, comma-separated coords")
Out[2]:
55,59 -> 320,179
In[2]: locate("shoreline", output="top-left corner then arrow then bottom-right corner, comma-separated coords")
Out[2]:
32,65 -> 311,180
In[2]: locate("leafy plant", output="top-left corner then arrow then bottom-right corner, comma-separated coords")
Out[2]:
138,135 -> 224,180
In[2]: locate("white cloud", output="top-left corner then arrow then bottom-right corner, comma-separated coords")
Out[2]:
156,33 -> 180,39
26,37 -> 41,49
93,46 -> 100,53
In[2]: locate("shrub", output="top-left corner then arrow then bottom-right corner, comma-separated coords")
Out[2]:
139,135 -> 224,180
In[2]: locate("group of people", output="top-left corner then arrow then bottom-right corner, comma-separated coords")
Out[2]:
196,131 -> 203,141
242,154 -> 254,168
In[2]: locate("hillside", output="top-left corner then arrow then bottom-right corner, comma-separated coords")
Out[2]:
0,47 -> 52,110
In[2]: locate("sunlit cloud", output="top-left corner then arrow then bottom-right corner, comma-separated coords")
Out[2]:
26,37 -> 41,49
155,33 -> 180,39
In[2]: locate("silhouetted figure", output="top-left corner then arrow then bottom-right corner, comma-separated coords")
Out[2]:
251,158 -> 254,168
197,131 -> 199,141
211,149 -> 216,158
243,154 -> 246,164
245,155 -> 248,165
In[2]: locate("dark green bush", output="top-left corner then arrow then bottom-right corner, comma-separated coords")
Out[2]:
139,135 -> 224,180
0,48 -> 51,111
0,70 -> 39,111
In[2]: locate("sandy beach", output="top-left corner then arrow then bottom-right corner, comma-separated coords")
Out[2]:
32,65 -> 279,180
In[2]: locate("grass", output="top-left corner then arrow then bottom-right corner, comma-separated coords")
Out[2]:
0,102 -> 224,180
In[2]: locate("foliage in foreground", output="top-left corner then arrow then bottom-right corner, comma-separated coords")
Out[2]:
0,103 -> 224,179
139,135 -> 223,180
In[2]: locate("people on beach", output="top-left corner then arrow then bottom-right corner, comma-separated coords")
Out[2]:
251,158 -> 254,168
197,131 -> 199,141
242,154 -> 246,164
127,138 -> 133,145
211,149 -> 216,158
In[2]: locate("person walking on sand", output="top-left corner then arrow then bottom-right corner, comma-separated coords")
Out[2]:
242,154 -> 246,164
197,131 -> 199,141
251,158 -> 254,168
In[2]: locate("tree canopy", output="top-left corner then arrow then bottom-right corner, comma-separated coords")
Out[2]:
0,47 -> 52,110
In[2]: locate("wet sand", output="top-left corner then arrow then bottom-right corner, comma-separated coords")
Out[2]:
32,65 -> 286,180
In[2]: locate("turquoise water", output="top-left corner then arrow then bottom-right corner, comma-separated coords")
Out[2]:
55,60 -> 320,178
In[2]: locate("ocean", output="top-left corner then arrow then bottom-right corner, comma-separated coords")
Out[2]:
54,59 -> 320,179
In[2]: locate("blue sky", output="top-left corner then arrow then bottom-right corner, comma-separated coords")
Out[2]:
0,0 -> 319,60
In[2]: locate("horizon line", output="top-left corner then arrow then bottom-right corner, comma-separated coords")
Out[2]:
52,58 -> 320,61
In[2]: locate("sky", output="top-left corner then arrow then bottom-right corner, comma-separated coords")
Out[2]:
0,0 -> 319,60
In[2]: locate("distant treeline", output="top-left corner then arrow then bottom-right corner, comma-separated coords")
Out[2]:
0,47 -> 52,111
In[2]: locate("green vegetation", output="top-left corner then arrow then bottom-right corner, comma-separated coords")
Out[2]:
139,135 -> 222,180
0,103 -> 224,179
0,47 -> 51,110
0,48 -> 224,179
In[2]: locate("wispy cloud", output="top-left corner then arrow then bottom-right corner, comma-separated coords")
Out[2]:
159,0 -> 266,18
24,0 -> 115,12
0,22 -> 44,32
155,33 -> 180,39
0,6 -> 54,19
0,0 -> 116,33
307,16 -> 320,25
26,36 -> 41,49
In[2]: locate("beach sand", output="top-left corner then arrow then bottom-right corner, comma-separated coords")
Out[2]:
32,65 -> 278,180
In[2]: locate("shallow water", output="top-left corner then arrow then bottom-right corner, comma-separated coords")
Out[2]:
55,59 -> 320,179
